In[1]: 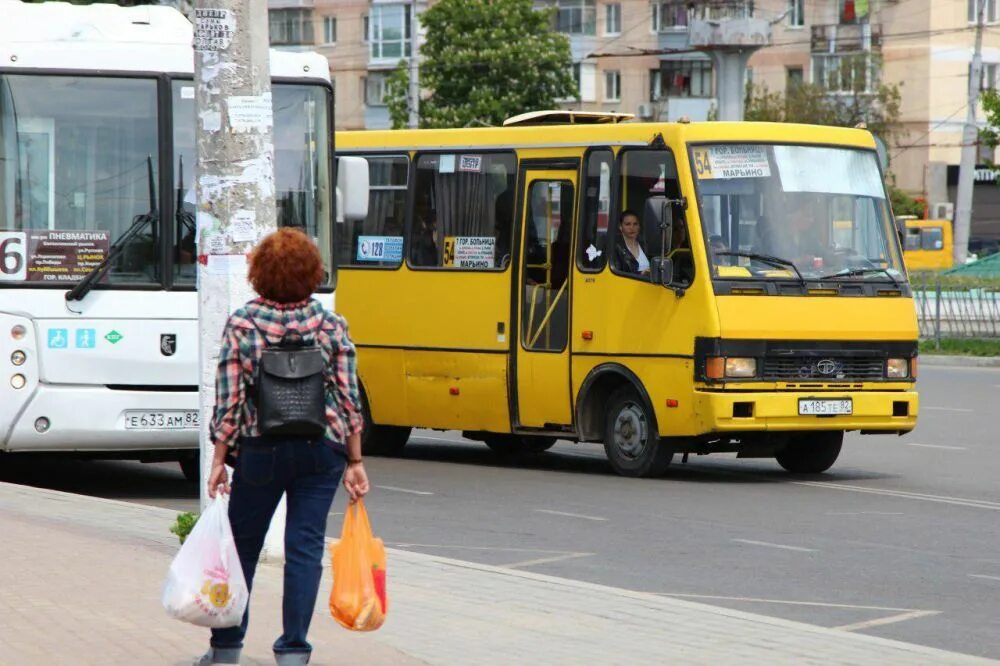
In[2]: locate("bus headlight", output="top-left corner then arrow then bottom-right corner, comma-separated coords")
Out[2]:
11,350 -> 26,366
725,357 -> 758,378
10,374 -> 26,389
887,358 -> 909,378
11,325 -> 26,340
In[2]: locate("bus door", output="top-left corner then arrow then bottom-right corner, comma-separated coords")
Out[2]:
515,169 -> 576,428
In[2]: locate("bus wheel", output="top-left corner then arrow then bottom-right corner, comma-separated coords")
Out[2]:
603,387 -> 672,477
178,454 -> 199,483
484,434 -> 557,457
775,432 -> 843,474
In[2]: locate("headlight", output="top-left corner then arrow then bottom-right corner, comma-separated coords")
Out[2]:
10,374 -> 26,389
11,325 -> 26,340
725,357 -> 757,378
11,350 -> 26,366
887,358 -> 909,378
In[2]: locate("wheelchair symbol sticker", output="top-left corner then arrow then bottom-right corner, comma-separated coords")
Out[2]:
47,328 -> 68,349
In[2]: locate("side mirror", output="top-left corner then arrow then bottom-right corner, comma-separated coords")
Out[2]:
336,156 -> 370,223
653,256 -> 674,287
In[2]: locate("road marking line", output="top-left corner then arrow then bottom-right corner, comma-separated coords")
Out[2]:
732,539 -> 817,553
375,485 -> 434,496
905,443 -> 968,451
922,406 -> 974,413
535,509 -> 608,522
411,434 -> 468,444
834,610 -> 940,632
391,543 -> 579,554
969,574 -> 1000,582
500,552 -> 593,569
791,481 -> 1000,511
825,511 -> 905,516
655,593 -> 917,612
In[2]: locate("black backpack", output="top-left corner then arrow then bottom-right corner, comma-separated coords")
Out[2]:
251,319 -> 327,438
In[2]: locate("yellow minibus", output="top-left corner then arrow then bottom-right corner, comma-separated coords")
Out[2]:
335,112 -> 918,477
899,217 -> 953,271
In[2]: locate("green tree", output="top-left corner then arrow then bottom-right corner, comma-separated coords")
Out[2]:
979,88 -> 1000,155
385,61 -> 412,129
385,0 -> 577,129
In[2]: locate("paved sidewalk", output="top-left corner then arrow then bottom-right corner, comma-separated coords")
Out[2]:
0,481 -> 995,666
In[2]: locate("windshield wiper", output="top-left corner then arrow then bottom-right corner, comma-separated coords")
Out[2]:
818,267 -> 900,287
66,156 -> 158,303
714,251 -> 805,285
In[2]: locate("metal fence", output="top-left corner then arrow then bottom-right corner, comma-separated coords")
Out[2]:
912,275 -> 1000,341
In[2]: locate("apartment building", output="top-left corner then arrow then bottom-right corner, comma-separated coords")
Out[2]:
265,1 -> 1000,237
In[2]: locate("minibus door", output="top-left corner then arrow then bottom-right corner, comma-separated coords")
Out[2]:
514,170 -> 576,427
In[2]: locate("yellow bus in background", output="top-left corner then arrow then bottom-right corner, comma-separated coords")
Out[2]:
899,217 -> 953,271
334,112 -> 918,477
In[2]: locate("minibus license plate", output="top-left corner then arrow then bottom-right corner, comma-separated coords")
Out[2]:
798,399 -> 852,416
124,411 -> 200,430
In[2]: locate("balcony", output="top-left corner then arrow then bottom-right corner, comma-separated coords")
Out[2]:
686,1 -> 770,48
811,23 -> 882,54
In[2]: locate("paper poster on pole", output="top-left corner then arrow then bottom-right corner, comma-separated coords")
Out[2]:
443,236 -> 495,268
227,93 -> 273,133
692,145 -> 771,180
193,9 -> 235,52
230,210 -> 258,243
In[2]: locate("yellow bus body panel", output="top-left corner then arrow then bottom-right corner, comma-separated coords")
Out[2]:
903,219 -> 954,271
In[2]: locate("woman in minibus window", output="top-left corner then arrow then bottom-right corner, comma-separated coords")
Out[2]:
614,209 -> 650,275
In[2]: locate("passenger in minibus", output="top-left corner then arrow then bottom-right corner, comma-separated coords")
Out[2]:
411,211 -> 439,266
614,209 -> 649,275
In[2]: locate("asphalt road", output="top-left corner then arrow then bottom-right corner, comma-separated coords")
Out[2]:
3,365 -> 998,659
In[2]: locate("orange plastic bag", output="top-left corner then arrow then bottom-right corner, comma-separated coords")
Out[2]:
328,499 -> 387,631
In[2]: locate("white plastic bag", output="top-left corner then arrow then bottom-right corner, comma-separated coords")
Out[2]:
162,495 -> 249,628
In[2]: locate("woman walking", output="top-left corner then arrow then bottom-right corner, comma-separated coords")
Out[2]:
202,227 -> 369,665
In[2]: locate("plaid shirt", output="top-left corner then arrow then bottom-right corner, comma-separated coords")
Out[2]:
210,297 -> 364,451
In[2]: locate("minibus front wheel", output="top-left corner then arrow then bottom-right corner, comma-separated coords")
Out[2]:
774,431 -> 843,474
604,387 -> 673,477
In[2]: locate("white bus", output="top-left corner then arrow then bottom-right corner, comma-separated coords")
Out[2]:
0,1 -> 340,480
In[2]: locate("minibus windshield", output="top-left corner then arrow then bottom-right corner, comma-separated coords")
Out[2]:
691,143 -> 903,282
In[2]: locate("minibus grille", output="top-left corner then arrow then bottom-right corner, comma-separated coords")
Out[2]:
762,357 -> 885,381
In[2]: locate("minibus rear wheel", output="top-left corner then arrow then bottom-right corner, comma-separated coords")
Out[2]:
179,454 -> 199,483
603,387 -> 672,477
774,432 -> 843,474
360,389 -> 411,456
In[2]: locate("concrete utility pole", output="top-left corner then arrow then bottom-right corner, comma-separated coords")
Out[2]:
193,0 -> 284,557
955,0 -> 987,266
408,1 -> 420,128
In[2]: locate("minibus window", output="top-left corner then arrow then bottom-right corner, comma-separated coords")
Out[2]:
905,228 -> 921,251
334,154 -> 408,268
409,152 -> 516,270
577,149 -> 613,272
522,179 -> 572,352
921,226 -> 944,251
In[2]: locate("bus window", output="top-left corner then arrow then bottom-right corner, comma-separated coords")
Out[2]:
615,149 -> 689,283
522,180 -> 572,352
171,82 -> 333,284
335,154 -> 408,268
577,149 -> 613,271
409,152 -> 516,269
1,74 -> 159,284
921,226 -> 944,250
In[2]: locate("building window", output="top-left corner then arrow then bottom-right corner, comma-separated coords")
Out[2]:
269,8 -> 314,47
813,54 -> 877,93
369,4 -> 411,60
363,15 -> 369,41
786,66 -> 804,91
364,72 -> 389,106
651,2 -> 688,31
651,60 -> 713,98
788,0 -> 804,27
605,3 -> 622,35
556,0 -> 597,36
604,70 -> 621,101
969,0 -> 1000,23
839,0 -> 872,23
566,62 -> 598,102
322,16 -> 337,44
975,62 -> 999,90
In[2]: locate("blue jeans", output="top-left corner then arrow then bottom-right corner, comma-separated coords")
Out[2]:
210,436 -> 344,659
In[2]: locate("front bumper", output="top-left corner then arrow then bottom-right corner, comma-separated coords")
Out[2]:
692,389 -> 918,434
4,384 -> 199,452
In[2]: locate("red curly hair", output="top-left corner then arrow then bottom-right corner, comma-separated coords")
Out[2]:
248,227 -> 324,303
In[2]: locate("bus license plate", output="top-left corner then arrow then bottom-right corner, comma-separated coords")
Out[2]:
124,411 -> 200,430
798,399 -> 852,416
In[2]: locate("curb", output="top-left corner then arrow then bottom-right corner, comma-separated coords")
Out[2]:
920,354 -> 1000,368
